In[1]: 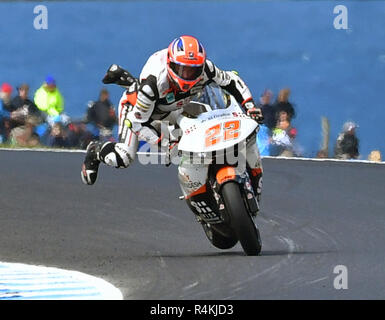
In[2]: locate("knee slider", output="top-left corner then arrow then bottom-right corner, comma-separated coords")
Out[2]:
99,142 -> 133,168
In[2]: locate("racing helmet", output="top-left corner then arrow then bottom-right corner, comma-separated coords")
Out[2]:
167,35 -> 206,92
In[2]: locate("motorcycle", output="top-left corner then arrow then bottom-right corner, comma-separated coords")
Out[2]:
103,65 -> 262,256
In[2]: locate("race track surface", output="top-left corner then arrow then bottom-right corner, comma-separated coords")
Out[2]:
0,150 -> 384,299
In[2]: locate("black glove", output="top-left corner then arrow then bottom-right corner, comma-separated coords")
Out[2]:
102,64 -> 136,87
244,100 -> 264,124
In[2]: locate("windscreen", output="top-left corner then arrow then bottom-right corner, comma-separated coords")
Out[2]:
193,83 -> 230,110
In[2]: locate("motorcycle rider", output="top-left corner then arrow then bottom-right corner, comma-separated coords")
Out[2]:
81,35 -> 264,201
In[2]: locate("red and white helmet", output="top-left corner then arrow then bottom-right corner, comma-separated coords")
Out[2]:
167,35 -> 206,92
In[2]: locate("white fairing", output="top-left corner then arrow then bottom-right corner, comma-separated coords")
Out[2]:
177,96 -> 258,153
174,85 -> 262,198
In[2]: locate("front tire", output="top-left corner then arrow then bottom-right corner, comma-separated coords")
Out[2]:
221,181 -> 262,256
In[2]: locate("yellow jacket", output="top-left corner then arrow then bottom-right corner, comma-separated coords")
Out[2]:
34,85 -> 64,116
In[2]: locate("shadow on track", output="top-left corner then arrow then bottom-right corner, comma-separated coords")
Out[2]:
260,250 -> 336,256
131,248 -> 336,259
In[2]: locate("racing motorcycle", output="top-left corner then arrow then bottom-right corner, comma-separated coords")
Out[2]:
103,65 -> 262,256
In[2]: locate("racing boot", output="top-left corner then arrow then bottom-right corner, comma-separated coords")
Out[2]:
81,141 -> 102,185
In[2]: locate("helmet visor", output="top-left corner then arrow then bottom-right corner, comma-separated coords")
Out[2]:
170,62 -> 203,81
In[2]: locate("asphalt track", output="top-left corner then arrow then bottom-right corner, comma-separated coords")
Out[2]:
0,149 -> 384,300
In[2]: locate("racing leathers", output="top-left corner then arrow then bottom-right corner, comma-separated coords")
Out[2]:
81,48 -> 263,203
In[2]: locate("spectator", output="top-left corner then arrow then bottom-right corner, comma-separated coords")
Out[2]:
276,110 -> 297,138
66,120 -> 93,149
334,121 -> 359,159
259,89 -> 276,130
0,83 -> 13,111
85,88 -> 117,142
256,89 -> 275,156
46,122 -> 68,148
273,88 -> 296,123
256,124 -> 271,156
9,84 -> 44,131
0,83 -> 13,143
9,115 -> 40,147
269,111 -> 299,157
270,118 -> 294,157
34,75 -> 64,117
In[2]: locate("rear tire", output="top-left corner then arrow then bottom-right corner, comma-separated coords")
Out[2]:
221,181 -> 262,256
202,223 -> 238,250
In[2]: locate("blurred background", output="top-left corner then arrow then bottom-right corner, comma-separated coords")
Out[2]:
0,0 -> 384,159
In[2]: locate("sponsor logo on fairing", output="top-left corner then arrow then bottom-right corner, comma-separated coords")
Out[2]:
185,181 -> 203,189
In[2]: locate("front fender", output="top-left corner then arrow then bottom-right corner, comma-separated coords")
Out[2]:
213,165 -> 259,216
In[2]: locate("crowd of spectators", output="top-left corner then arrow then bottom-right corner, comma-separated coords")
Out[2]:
1,77 -> 381,161
257,87 -> 300,157
0,76 -> 117,149
255,88 -> 381,161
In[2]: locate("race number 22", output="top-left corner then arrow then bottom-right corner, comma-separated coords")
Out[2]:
205,120 -> 240,147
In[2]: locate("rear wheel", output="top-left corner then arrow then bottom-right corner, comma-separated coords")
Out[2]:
201,223 -> 238,250
221,182 -> 262,256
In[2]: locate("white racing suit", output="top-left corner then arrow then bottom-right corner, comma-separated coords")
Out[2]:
98,48 -> 263,199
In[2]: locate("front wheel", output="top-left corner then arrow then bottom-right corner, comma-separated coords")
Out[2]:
221,182 -> 262,256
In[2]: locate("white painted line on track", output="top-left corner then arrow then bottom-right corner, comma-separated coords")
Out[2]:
0,147 -> 162,156
262,155 -> 385,165
0,262 -> 123,300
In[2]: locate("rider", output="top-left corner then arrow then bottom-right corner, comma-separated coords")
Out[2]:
81,35 -> 264,198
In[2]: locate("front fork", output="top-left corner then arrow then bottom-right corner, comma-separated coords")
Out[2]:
211,165 -> 260,218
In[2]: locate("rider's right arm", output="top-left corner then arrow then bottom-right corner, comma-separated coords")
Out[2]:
126,76 -> 158,132
123,77 -> 162,144
126,50 -> 166,132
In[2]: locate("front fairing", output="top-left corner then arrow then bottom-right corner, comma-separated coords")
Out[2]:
178,96 -> 258,153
